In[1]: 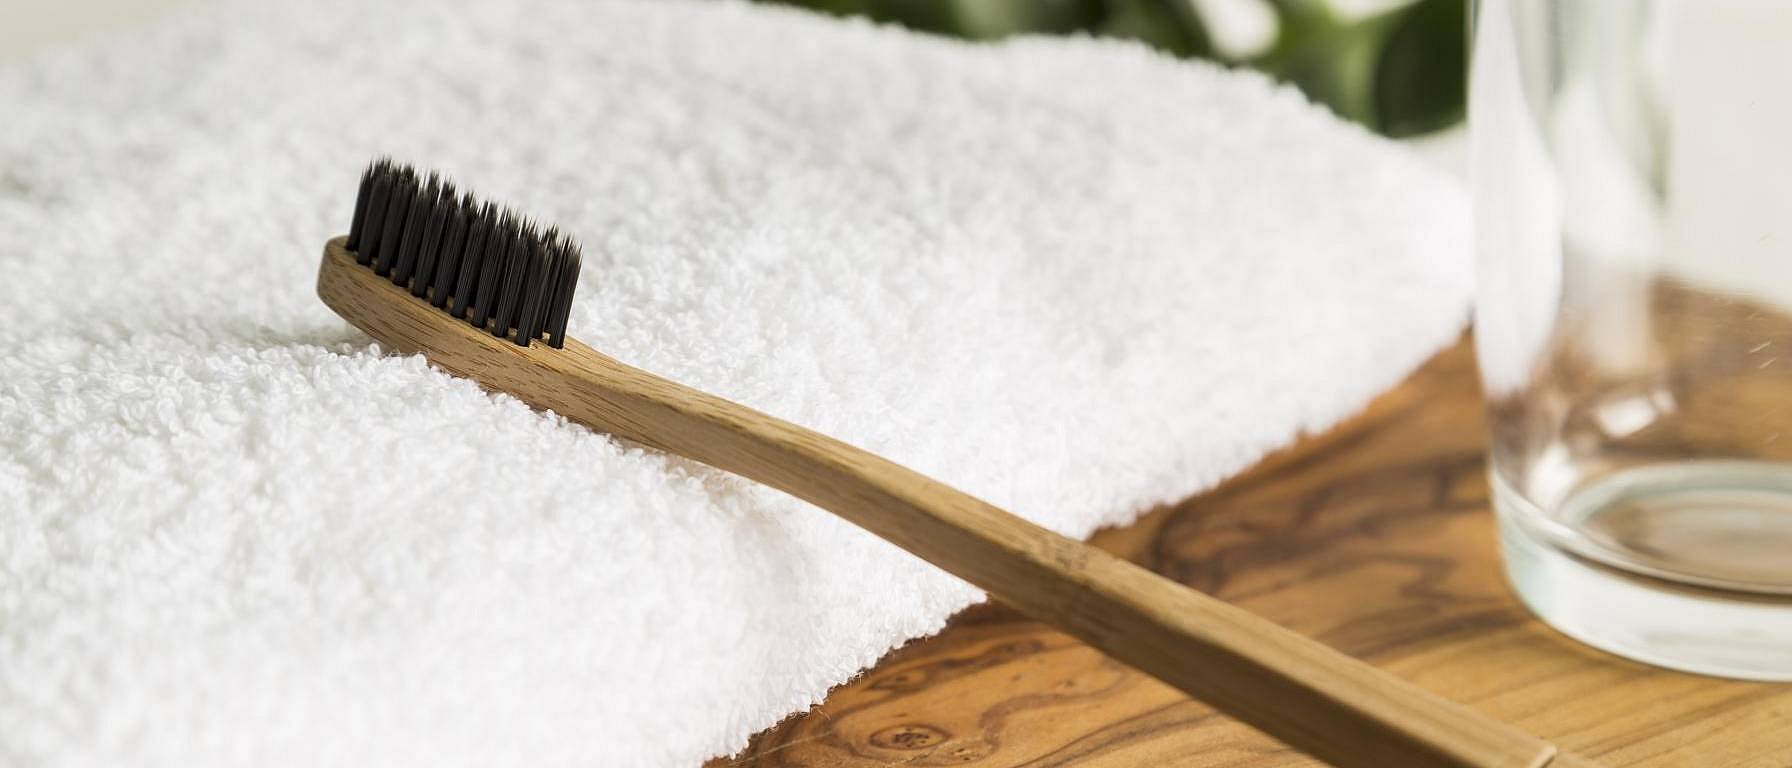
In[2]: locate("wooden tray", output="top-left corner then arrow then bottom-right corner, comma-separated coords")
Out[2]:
714,339 -> 1792,767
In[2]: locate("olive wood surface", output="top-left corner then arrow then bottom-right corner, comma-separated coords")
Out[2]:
715,339 -> 1792,768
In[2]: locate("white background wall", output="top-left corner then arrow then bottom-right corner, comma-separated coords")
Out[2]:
1,0 -> 193,61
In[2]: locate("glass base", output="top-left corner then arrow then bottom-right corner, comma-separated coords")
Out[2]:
1495,469 -> 1792,682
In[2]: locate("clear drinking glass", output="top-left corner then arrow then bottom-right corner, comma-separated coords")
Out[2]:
1471,0 -> 1792,680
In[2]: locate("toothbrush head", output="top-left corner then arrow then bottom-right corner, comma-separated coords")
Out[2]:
342,159 -> 582,348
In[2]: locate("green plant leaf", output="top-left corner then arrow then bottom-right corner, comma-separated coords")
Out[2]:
949,0 -> 1107,38
853,0 -> 1104,39
1372,0 -> 1465,136
1096,0 -> 1212,58
754,0 -> 1467,137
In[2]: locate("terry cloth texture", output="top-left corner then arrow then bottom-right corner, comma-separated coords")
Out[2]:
0,0 -> 1472,765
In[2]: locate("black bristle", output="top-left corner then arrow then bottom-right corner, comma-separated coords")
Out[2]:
372,168 -> 416,276
514,233 -> 560,346
357,168 -> 394,266
385,173 -> 434,283
544,239 -> 580,348
340,160 -> 583,348
450,203 -> 496,320
345,161 -> 379,251
409,180 -> 453,298
516,227 -> 563,344
490,225 -> 536,339
469,213 -> 518,329
426,194 -> 471,307
391,175 -> 441,290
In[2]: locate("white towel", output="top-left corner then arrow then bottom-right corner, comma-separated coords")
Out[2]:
0,0 -> 1471,765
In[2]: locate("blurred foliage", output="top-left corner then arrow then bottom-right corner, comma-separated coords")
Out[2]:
760,0 -> 1464,137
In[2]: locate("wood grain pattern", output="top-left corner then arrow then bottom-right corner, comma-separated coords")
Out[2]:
316,238 -> 1587,768
714,340 -> 1792,768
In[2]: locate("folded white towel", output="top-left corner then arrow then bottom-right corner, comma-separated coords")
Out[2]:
0,0 -> 1470,765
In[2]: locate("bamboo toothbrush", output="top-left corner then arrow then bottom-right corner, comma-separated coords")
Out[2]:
316,160 -> 1598,768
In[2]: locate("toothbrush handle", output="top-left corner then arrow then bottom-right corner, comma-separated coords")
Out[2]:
319,238 -> 1594,768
